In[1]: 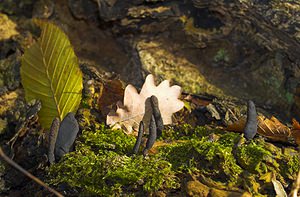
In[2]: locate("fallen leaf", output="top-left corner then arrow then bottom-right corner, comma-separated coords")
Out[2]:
257,116 -> 291,142
226,117 -> 247,133
182,94 -> 211,107
227,115 -> 292,143
106,74 -> 184,134
291,118 -> 300,145
272,176 -> 287,197
98,79 -> 124,115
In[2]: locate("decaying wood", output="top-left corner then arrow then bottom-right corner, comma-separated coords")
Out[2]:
192,0 -> 300,61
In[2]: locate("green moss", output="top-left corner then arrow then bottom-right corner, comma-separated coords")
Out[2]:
162,124 -> 223,140
48,110 -> 300,196
158,141 -> 198,173
279,154 -> 300,179
159,128 -> 299,194
194,138 -> 243,184
159,132 -> 243,184
236,142 -> 273,174
79,124 -> 135,155
48,114 -> 179,196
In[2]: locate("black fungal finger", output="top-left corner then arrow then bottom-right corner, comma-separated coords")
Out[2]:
55,112 -> 79,161
244,100 -> 258,141
48,117 -> 60,164
143,115 -> 157,156
150,95 -> 163,138
133,121 -> 144,154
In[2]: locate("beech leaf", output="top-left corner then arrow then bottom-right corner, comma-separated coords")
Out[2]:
21,21 -> 83,129
257,116 -> 291,142
227,115 -> 294,143
106,74 -> 184,134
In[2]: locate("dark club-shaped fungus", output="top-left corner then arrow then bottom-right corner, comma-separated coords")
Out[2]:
244,100 -> 258,141
54,112 -> 79,161
150,95 -> 164,138
132,95 -> 163,156
48,117 -> 60,164
143,115 -> 157,156
132,121 -> 144,154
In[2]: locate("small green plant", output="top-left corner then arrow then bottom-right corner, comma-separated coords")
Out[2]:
213,48 -> 230,63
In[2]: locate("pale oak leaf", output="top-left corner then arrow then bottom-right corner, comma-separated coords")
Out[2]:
106,74 -> 184,134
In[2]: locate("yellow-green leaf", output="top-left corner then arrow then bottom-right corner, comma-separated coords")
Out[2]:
21,21 -> 83,129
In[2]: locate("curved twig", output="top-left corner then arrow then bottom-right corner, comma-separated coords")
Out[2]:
0,147 -> 64,197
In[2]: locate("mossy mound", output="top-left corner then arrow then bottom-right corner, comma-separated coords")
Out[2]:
48,109 -> 179,196
48,110 -> 299,196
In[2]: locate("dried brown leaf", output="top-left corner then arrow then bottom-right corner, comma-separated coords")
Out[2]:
226,117 -> 247,132
98,79 -> 124,115
291,118 -> 300,145
227,115 -> 293,143
258,116 -> 291,142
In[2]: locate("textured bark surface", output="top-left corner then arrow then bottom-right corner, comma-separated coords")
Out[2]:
49,0 -> 300,120
1,0 -> 297,119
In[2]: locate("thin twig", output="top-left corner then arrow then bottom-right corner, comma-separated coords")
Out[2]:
290,169 -> 300,197
0,147 -> 64,197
